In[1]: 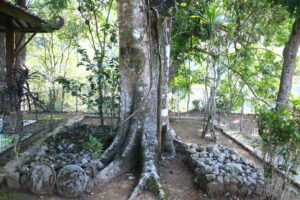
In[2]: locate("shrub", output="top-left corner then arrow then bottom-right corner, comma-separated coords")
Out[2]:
256,99 -> 300,200
192,99 -> 201,110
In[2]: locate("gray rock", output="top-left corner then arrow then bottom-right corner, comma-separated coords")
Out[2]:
247,177 -> 256,185
82,158 -> 88,164
197,146 -> 205,152
243,177 -> 250,186
251,172 -> 257,179
56,165 -> 88,198
206,145 -> 220,154
41,145 -> 49,151
228,148 -> 236,154
85,177 -> 95,193
230,154 -> 237,161
189,148 -> 197,154
236,176 -> 243,184
28,164 -> 56,194
191,154 -> 199,161
68,143 -> 75,149
7,172 -> 20,189
189,144 -> 264,198
212,167 -> 220,175
223,175 -> 230,184
205,174 -> 216,181
225,163 -> 243,174
230,177 -> 239,185
91,160 -> 104,170
196,162 -> 206,170
199,151 -> 207,157
217,153 -> 225,163
203,166 -> 213,174
191,144 -> 198,150
216,176 -> 224,184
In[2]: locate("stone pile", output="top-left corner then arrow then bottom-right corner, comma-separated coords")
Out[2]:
187,144 -> 264,198
9,122 -> 114,198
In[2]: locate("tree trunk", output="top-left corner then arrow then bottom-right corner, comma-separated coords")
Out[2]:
202,69 -> 221,142
276,17 -> 300,109
0,33 -> 5,82
96,0 -> 176,199
97,58 -> 105,126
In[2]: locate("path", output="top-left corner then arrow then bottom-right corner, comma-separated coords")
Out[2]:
171,112 -> 300,188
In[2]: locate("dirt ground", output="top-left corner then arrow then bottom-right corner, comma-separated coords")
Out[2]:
0,116 -> 298,200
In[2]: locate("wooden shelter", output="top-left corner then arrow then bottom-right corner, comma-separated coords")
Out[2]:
0,0 -> 63,133
0,0 -> 64,84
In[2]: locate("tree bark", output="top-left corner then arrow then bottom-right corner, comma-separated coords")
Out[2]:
276,17 -> 300,109
96,0 -> 176,199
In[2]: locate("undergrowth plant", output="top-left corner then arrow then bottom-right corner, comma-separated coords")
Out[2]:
84,134 -> 104,159
256,99 -> 300,200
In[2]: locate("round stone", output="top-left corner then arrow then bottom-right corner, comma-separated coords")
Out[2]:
28,164 -> 56,194
56,165 -> 88,198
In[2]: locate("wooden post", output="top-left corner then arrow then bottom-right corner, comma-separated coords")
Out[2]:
5,27 -> 14,94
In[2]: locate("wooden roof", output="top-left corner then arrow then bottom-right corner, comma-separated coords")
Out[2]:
0,0 -> 63,33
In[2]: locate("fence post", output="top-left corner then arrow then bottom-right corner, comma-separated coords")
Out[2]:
75,95 -> 78,114
240,95 -> 244,134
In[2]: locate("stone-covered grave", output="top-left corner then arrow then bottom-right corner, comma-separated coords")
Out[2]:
187,144 -> 264,199
9,122 -> 114,198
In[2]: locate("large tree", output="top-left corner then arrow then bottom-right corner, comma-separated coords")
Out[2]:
95,0 -> 176,199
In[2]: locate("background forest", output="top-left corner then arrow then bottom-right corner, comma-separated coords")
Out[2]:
20,0 -> 300,117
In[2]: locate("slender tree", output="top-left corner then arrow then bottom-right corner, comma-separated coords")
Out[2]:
96,0 -> 176,199
275,0 -> 300,109
276,17 -> 300,109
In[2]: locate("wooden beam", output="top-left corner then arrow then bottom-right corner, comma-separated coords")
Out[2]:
15,33 -> 25,51
14,32 -> 36,57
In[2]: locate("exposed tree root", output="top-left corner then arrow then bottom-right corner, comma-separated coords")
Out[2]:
162,123 -> 176,155
96,120 -> 170,199
96,120 -> 139,183
129,169 -> 167,200
100,132 -> 123,165
129,127 -> 168,200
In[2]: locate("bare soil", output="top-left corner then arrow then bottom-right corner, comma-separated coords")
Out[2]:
0,115 -> 298,200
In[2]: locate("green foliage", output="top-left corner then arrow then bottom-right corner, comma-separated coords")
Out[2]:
55,77 -> 84,97
256,101 -> 300,146
256,99 -> 300,199
83,135 -> 104,159
192,99 -> 203,110
272,0 -> 300,16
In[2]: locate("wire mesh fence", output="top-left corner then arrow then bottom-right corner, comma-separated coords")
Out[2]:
0,86 -> 119,154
